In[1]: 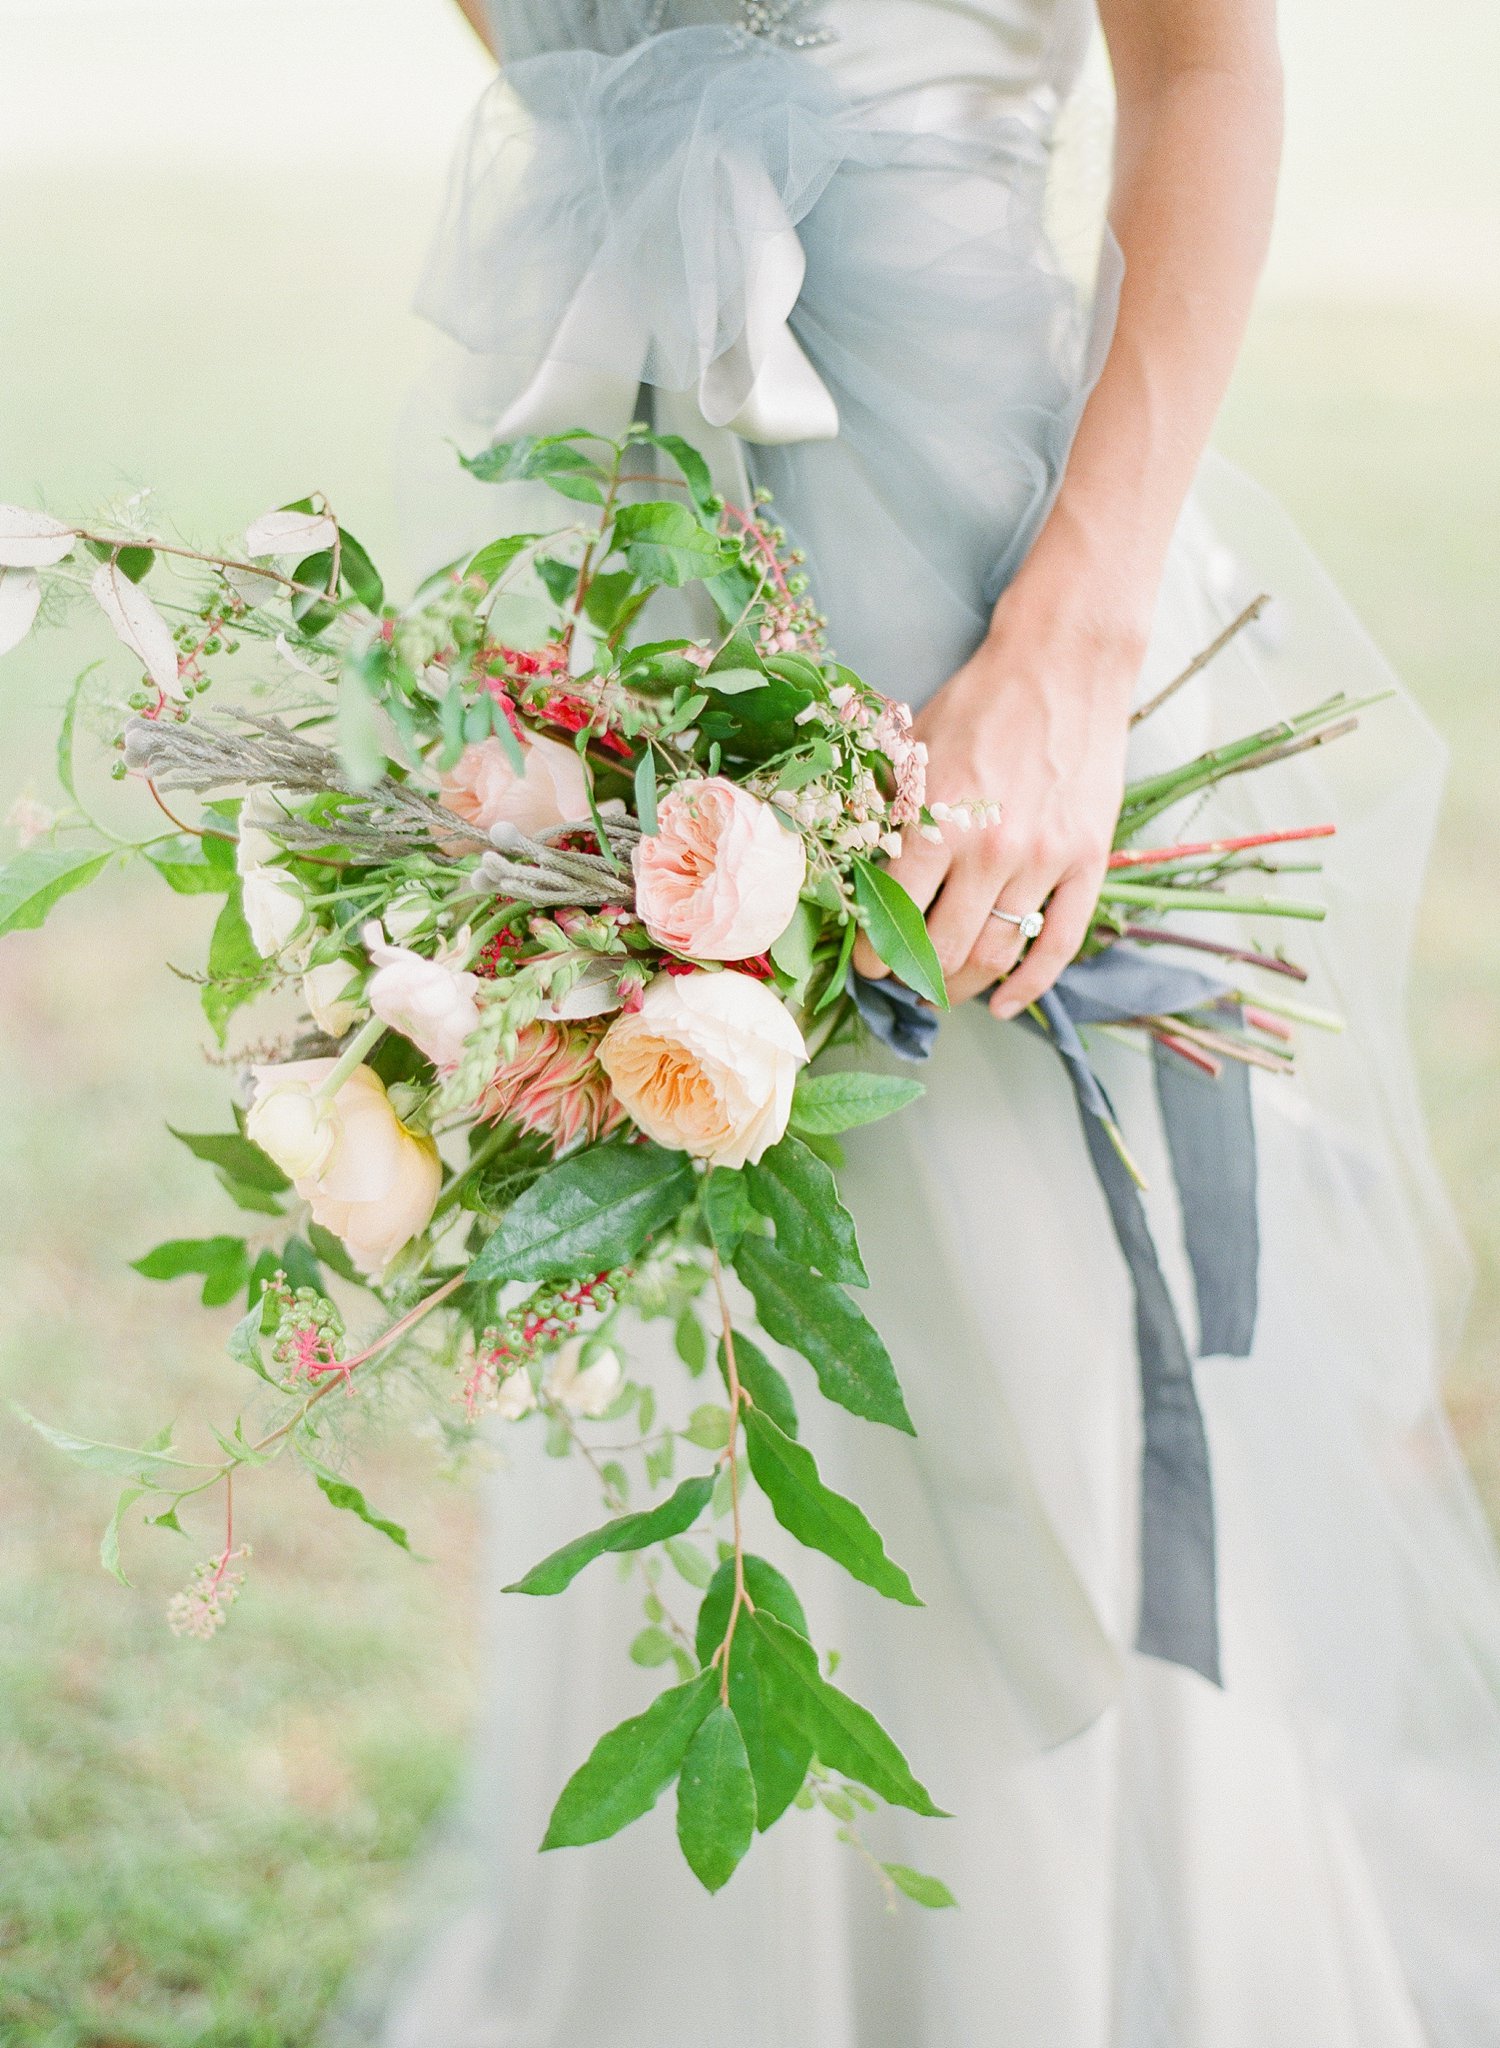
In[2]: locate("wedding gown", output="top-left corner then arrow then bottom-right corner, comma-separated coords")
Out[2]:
335,3 -> 1500,2043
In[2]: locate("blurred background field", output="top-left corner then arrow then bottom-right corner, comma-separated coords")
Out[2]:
0,1 -> 1496,2040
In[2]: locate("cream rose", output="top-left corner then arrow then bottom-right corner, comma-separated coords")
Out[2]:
246,1059 -> 440,1277
242,866 -> 305,958
632,776 -> 806,961
363,922 -> 482,1070
543,1341 -> 623,1419
439,732 -> 590,839
303,961 -> 363,1039
597,969 -> 806,1169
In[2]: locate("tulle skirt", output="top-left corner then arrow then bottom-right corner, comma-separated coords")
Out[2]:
339,26 -> 1500,2046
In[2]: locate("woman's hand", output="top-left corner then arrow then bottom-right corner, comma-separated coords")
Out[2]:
853,575 -> 1142,1019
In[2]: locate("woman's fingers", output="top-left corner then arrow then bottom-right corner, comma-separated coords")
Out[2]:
851,829 -> 951,980
988,868 -> 1099,1019
946,859 -> 1051,1005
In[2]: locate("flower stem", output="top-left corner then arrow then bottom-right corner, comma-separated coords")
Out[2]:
317,1015 -> 385,1099
710,1249 -> 753,1707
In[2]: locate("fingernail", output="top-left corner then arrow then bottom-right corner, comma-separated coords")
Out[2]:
992,998 -> 1020,1021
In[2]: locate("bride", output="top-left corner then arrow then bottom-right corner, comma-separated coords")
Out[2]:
339,1 -> 1500,2042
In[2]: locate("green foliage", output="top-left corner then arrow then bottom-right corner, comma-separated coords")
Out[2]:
700,1167 -> 754,1257
461,430 -> 607,505
696,1556 -> 813,1830
883,1862 -> 959,1909
505,1476 -> 714,1596
735,1235 -> 914,1434
743,1134 -> 867,1285
468,1142 -> 697,1289
542,1669 -> 718,1850
145,829 -> 236,895
309,1463 -> 412,1551
789,1070 -> 926,1135
201,882 -> 274,1043
717,1329 -> 798,1439
676,1704 -> 757,1892
169,1124 -> 291,1224
852,856 -> 949,1009
131,1234 -> 251,1307
0,841 -> 112,937
743,1408 -> 920,1606
750,1613 -> 947,1818
15,1409 -> 202,1490
612,500 -> 730,586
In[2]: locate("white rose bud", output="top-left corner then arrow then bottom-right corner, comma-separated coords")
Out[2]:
493,1368 -> 539,1421
242,866 -> 305,958
303,960 -> 364,1039
363,922 -> 483,1070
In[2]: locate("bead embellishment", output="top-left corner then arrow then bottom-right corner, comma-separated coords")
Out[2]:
737,0 -> 836,48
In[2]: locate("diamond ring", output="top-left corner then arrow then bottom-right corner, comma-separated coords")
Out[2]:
990,907 -> 1045,942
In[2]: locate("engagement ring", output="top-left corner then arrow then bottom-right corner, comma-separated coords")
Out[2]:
990,907 -> 1045,941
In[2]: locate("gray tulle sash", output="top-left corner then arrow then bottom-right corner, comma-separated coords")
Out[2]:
418,22 -> 1118,700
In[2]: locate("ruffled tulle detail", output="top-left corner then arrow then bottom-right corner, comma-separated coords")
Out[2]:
417,23 -> 1117,692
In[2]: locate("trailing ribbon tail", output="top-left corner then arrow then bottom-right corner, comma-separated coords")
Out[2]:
854,945 -> 1263,1686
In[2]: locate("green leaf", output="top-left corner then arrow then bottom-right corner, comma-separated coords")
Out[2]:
460,433 -> 605,504
751,1612 -> 947,1817
336,527 -> 384,610
55,661 -> 101,805
226,1299 -> 276,1384
338,646 -> 389,790
612,501 -> 728,588
310,1463 -> 411,1550
505,1476 -> 714,1596
695,1555 -> 812,1829
683,1404 -> 731,1451
717,1330 -> 798,1439
542,1668 -> 718,1850
790,1071 -> 925,1136
307,1220 -> 367,1285
643,431 -> 718,515
883,1863 -> 958,1909
852,857 -> 949,1010
169,1127 -> 291,1193
700,1168 -> 754,1258
468,1142 -> 696,1289
813,914 -> 859,1015
735,1236 -> 913,1435
85,537 -> 154,583
743,1135 -> 867,1285
131,1235 -> 251,1308
100,1486 -> 145,1586
465,532 -> 541,585
633,746 -> 659,835
674,1308 -> 708,1377
145,831 -> 236,895
664,1535 -> 715,1589
15,1408 -> 202,1488
201,884 -> 274,1043
743,1409 -> 920,1605
0,842 -> 111,937
676,1704 -> 757,1892
630,1626 -> 678,1668
700,666 -> 766,696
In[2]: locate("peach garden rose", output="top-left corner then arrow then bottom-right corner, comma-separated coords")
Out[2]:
597,968 -> 807,1169
439,731 -> 591,839
632,776 -> 806,961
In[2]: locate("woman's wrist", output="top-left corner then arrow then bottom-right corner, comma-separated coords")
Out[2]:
987,501 -> 1159,683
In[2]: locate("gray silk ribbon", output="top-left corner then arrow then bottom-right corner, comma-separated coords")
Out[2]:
850,944 -> 1260,1686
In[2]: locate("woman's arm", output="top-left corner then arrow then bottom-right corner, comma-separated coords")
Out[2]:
854,0 -> 1283,1015
452,0 -> 497,56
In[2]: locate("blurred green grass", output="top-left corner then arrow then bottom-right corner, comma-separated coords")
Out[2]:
0,164 -> 1497,2041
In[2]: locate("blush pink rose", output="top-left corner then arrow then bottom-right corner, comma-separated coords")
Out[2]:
439,732 -> 591,839
632,777 -> 806,961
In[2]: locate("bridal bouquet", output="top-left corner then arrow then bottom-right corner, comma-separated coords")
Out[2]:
1,426 -> 1363,1902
